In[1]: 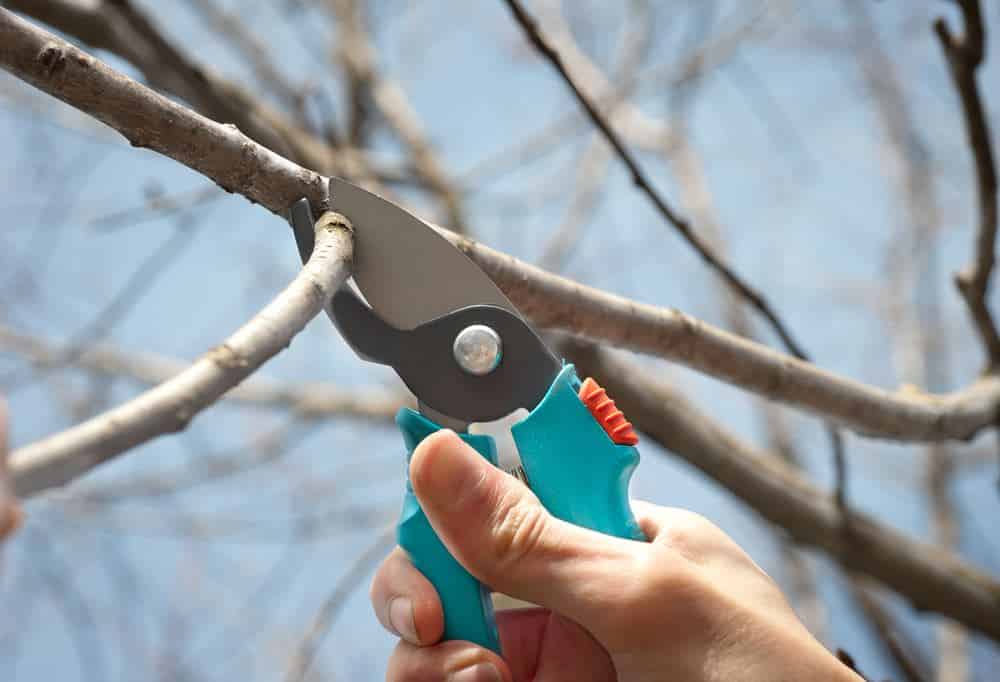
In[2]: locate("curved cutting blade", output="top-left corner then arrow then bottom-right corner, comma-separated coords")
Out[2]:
328,177 -> 517,329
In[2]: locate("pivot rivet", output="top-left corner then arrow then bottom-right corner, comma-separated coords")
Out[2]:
453,325 -> 502,375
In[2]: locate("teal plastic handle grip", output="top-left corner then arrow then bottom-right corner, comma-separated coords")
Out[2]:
396,409 -> 501,653
394,364 -> 644,656
511,365 -> 646,541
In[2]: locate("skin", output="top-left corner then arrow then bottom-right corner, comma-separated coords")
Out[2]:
370,430 -> 863,682
0,399 -> 18,544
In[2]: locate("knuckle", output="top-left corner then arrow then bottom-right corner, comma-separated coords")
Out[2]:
488,492 -> 549,570
657,511 -> 718,562
626,545 -> 700,607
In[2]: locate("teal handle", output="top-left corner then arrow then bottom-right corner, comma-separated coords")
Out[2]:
512,365 -> 646,541
396,409 -> 501,653
394,364 -> 644,657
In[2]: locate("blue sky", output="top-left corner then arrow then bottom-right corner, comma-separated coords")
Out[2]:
1,1 -> 999,679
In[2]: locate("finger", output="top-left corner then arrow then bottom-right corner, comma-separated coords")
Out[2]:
410,430 -> 640,626
386,639 -> 510,682
0,398 -> 6,452
370,547 -> 443,646
0,398 -> 18,541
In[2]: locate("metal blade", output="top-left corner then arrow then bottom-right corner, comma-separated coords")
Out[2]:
329,177 -> 517,329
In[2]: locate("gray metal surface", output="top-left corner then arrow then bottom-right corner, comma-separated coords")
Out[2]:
330,289 -> 561,423
329,177 -> 517,329
453,324 -> 502,376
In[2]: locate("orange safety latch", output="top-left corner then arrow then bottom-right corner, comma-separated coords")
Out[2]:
578,377 -> 639,445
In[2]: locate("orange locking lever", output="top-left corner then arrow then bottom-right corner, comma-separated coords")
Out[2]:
578,377 -> 638,445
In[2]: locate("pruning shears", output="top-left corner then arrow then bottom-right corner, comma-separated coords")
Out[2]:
288,178 -> 646,654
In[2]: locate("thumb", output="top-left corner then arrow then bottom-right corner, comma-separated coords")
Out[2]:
410,430 -> 639,626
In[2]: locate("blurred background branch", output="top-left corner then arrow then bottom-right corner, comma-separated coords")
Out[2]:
0,0 -> 998,679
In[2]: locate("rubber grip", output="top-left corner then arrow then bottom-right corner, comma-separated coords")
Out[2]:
511,365 -> 646,541
395,409 -> 501,653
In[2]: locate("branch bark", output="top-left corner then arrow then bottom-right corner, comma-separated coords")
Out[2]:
3,7 -> 1000,645
0,7 -> 329,215
446,232 -> 1000,442
0,325 -> 404,423
500,0 -> 811,361
325,0 -> 469,232
935,0 -> 1000,370
9,212 -> 354,497
2,0 -> 358,177
2,7 -> 999,448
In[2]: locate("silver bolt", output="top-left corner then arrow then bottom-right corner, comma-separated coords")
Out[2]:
453,325 -> 502,375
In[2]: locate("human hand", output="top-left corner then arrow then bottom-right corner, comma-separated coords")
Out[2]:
370,430 -> 861,682
0,399 -> 20,545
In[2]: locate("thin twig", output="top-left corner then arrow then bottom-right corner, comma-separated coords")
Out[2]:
0,324 -> 404,423
2,206 -> 207,389
325,0 -> 469,232
847,577 -> 931,682
87,184 -> 220,231
283,526 -> 396,682
935,0 -> 1000,370
180,0 -> 305,112
446,230 -> 1000,443
4,9 -> 1000,444
499,0 -> 809,360
849,2 -> 971,675
9,211 -> 354,496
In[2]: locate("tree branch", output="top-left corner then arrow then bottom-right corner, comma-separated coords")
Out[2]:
0,7 -> 329,215
499,0 -> 810,361
3,6 -> 1000,646
325,0 -> 469,232
9,211 -> 354,497
935,0 -> 1000,370
561,338 -> 1000,645
0,325 -> 404,423
847,577 -> 931,682
180,0 -> 305,113
446,231 -> 1000,442
283,525 -> 397,682
2,0 -> 359,177
3,8 -> 999,445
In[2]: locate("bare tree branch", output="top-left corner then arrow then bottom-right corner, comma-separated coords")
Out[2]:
3,7 -> 999,451
3,4 -> 1000,654
86,184 -> 220,232
935,0 -> 1000,370
0,325 -> 404,422
324,0 -> 469,232
283,525 -> 396,682
180,0 -> 305,113
561,339 -> 1000,644
850,4 -> 974,675
0,7 -> 328,213
499,0 -> 811,362
2,0 -> 355,177
847,577 -> 931,682
448,232 -> 1000,442
9,210 -> 354,497
538,0 -> 651,271
462,5 -> 775,187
